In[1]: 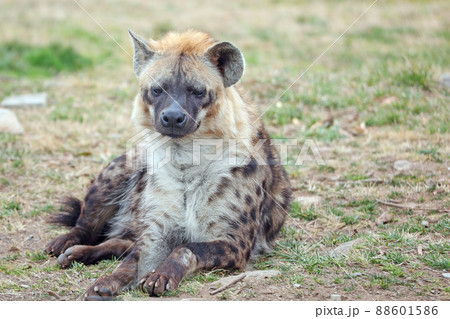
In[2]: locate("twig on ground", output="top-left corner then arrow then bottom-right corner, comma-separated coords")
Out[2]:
376,200 -> 450,213
358,178 -> 384,184
47,290 -> 64,300
210,274 -> 246,295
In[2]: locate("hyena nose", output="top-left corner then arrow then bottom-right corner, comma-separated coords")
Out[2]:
161,109 -> 187,128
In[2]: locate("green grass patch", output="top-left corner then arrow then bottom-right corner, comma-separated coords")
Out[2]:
417,148 -> 442,163
421,242 -> 450,270
264,104 -> 303,125
349,26 -> 418,44
26,250 -> 48,262
0,42 -> 92,78
26,204 -> 55,218
393,65 -> 433,91
370,274 -> 399,290
48,99 -> 87,123
290,202 -> 318,220
347,198 -> 378,216
366,107 -> 403,127
341,215 -> 360,225
391,174 -> 425,187
345,173 -> 370,181
0,200 -> 21,218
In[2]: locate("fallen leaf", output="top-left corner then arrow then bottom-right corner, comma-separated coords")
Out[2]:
323,114 -> 334,128
376,212 -> 393,225
417,244 -> 423,256
381,96 -> 397,106
76,151 -> 92,157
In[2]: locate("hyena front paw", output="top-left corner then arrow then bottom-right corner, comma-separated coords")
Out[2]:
139,271 -> 180,296
57,245 -> 91,268
45,233 -> 79,257
84,276 -> 120,301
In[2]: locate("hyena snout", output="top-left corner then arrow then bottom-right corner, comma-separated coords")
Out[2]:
160,104 -> 187,129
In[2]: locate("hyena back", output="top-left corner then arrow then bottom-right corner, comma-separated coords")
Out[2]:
46,30 -> 292,300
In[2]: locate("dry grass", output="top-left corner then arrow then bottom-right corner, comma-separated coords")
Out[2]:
0,0 -> 448,300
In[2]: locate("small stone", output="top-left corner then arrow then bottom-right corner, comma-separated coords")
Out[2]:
421,220 -> 429,228
297,196 -> 321,207
350,272 -> 363,277
27,235 -> 34,241
329,238 -> 364,257
417,244 -> 423,256
0,109 -> 24,134
440,73 -> 450,88
0,92 -> 47,108
242,270 -> 281,281
376,212 -> 393,225
381,96 -> 397,106
109,133 -> 122,139
394,160 -> 412,171
330,294 -> 341,301
442,273 -> 450,279
208,270 -> 280,289
293,284 -> 301,288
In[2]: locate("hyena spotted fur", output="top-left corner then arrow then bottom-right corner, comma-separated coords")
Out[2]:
45,30 -> 292,300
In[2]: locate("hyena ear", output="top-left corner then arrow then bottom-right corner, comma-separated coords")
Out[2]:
205,42 -> 245,88
128,30 -> 155,77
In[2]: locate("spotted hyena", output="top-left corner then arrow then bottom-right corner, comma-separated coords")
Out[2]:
45,30 -> 292,300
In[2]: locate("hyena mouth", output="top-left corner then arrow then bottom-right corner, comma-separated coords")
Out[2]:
163,131 -> 190,139
157,125 -> 199,139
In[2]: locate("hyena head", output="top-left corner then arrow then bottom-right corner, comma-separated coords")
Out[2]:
129,30 -> 245,138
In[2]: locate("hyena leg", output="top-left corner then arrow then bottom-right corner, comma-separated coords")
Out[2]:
84,245 -> 140,301
56,238 -> 134,268
140,240 -> 247,296
46,154 -> 132,256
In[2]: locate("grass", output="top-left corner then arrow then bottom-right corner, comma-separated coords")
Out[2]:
0,42 -> 92,78
0,0 -> 449,301
290,202 -> 318,221
0,200 -> 21,219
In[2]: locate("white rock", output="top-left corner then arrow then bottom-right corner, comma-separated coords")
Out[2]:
242,270 -> 281,280
293,284 -> 301,288
442,273 -> 450,279
297,196 -> 321,206
0,109 -> 24,134
330,294 -> 341,301
394,160 -> 413,171
0,92 -> 47,108
329,238 -> 364,257
440,74 -> 450,88
109,133 -> 122,139
421,220 -> 429,228
208,270 -> 281,289
350,272 -> 363,277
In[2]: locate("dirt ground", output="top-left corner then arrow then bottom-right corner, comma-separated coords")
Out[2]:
0,0 -> 448,301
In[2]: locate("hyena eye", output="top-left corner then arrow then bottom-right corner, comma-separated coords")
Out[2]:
151,87 -> 163,96
191,89 -> 206,98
